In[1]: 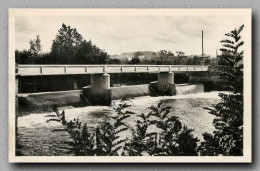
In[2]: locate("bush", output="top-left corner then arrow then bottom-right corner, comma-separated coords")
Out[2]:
198,25 -> 244,156
122,101 -> 199,156
51,101 -> 199,156
198,93 -> 243,156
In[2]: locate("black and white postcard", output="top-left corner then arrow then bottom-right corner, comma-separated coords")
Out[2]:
8,9 -> 252,163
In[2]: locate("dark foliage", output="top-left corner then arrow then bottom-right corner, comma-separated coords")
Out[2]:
50,101 -> 199,156
199,93 -> 243,156
128,57 -> 141,64
15,23 -> 109,65
123,101 -> 199,156
217,25 -> 244,93
198,25 -> 244,156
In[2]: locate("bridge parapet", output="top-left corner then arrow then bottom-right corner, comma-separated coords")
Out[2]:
17,65 -> 209,76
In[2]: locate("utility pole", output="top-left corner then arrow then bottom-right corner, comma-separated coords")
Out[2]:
202,30 -> 204,58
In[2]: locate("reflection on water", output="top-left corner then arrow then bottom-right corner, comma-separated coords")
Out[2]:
17,92 -> 223,156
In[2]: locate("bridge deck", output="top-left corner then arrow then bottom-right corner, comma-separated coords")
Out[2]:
17,65 -> 209,76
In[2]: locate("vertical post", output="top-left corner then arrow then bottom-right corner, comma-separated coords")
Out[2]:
102,73 -> 110,90
202,30 -> 204,58
103,66 -> 107,73
168,72 -> 174,84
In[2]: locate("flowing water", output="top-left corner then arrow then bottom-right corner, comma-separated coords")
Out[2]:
17,91 -> 224,156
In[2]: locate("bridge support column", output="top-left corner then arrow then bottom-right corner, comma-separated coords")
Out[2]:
158,72 -> 174,85
91,73 -> 110,94
82,73 -> 111,105
150,72 -> 176,95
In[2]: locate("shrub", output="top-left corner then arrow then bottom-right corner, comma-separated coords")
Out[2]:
198,25 -> 244,156
123,101 -> 199,156
50,101 -> 199,156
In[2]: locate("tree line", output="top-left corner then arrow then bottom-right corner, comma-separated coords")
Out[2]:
16,23 -> 214,66
116,50 -> 213,65
15,24 -> 109,64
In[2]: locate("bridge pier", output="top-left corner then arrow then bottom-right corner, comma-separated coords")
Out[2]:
150,72 -> 176,95
82,73 -> 111,105
90,73 -> 110,94
158,72 -> 174,85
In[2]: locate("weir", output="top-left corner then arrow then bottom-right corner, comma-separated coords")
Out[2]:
82,71 -> 194,105
16,64 -> 210,105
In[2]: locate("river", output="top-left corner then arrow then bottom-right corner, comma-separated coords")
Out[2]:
17,91 -> 223,156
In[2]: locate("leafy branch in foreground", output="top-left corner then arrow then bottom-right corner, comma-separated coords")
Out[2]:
123,101 -> 199,156
199,25 -> 244,156
95,113 -> 130,156
50,100 -> 199,156
218,24 -> 244,94
198,93 -> 243,156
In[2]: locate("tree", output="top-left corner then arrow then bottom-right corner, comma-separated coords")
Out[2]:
128,51 -> 141,64
218,25 -> 244,93
16,24 -> 109,64
158,50 -> 174,64
51,24 -> 109,64
29,35 -> 42,63
204,58 -> 211,65
128,57 -> 141,64
15,35 -> 42,64
108,58 -> 121,64
134,51 -> 143,58
15,50 -> 31,64
191,56 -> 202,65
29,35 -> 42,55
51,24 -> 84,64
198,25 -> 244,156
176,51 -> 185,56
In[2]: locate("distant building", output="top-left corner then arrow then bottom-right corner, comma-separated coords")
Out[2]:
127,56 -> 133,61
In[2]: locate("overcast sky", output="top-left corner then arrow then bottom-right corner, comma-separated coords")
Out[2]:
15,15 -> 244,57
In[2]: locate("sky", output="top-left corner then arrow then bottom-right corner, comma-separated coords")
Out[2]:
15,15 -> 245,57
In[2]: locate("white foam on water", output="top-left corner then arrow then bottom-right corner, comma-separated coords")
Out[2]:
114,91 -> 226,107
18,113 -> 61,128
176,84 -> 204,95
18,91 -> 228,129
63,106 -> 112,122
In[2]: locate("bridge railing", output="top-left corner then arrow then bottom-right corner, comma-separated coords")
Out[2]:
208,66 -> 241,73
17,65 -> 209,76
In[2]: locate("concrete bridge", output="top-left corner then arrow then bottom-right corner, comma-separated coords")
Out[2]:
16,64 -> 209,105
17,64 -> 209,76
